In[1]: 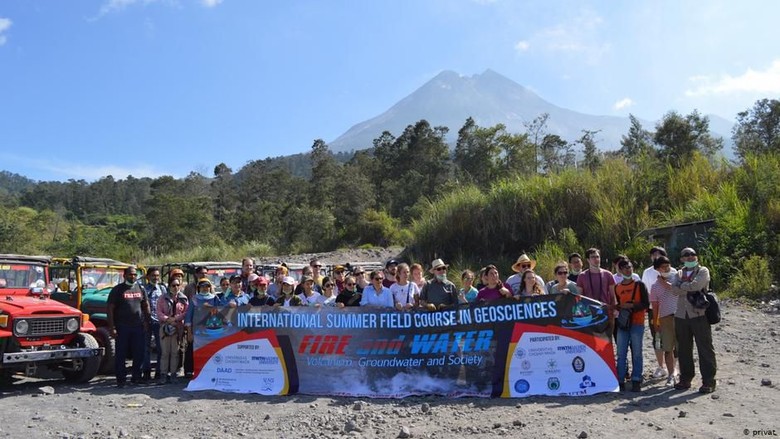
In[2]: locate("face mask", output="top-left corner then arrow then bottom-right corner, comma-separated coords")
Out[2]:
620,274 -> 632,282
436,274 -> 447,282
684,261 -> 698,268
659,271 -> 673,279
569,269 -> 581,276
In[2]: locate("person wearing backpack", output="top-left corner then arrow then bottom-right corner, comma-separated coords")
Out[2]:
614,259 -> 649,392
157,279 -> 188,384
671,247 -> 717,394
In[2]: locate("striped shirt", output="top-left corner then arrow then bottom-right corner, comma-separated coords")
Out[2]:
650,276 -> 677,318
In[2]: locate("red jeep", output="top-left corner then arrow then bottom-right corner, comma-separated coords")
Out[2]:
0,254 -> 103,384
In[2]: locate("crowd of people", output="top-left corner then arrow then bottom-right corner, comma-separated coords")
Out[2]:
105,247 -> 717,395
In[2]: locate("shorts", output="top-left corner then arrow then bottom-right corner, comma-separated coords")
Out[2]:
658,315 -> 676,352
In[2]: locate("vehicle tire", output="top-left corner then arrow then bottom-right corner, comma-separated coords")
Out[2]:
95,327 -> 116,375
62,333 -> 101,383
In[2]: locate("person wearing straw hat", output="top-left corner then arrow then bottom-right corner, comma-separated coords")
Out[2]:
419,259 -> 458,311
506,254 -> 545,298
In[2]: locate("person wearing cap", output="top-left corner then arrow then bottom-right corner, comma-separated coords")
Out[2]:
360,270 -> 394,308
671,247 -> 717,394
642,246 -> 671,379
298,275 -> 323,306
249,274 -> 275,306
107,266 -> 150,387
332,265 -> 347,293
296,265 -> 323,296
383,259 -> 399,288
183,278 -> 224,378
505,254 -> 546,297
419,259 -> 458,310
274,276 -> 303,307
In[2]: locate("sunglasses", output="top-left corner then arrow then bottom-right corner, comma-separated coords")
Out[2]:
353,272 -> 364,276
374,277 -> 384,281
324,283 -> 334,288
557,271 -> 569,275
434,267 -> 446,272
681,253 -> 696,257
345,282 -> 355,286
520,264 -> 531,269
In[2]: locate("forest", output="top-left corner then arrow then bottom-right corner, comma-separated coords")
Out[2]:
0,98 -> 778,298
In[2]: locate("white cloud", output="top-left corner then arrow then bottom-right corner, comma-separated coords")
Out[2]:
201,0 -> 223,7
523,10 -> 609,64
514,40 -> 530,52
0,17 -> 12,46
613,98 -> 634,110
685,59 -> 780,96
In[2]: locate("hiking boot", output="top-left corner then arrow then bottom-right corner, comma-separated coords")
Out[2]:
699,382 -> 716,394
674,380 -> 691,390
631,381 -> 642,392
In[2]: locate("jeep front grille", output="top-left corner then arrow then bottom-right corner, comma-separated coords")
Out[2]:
27,318 -> 66,336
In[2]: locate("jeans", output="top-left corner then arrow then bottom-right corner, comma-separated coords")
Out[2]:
616,323 -> 644,383
143,321 -> 161,377
115,324 -> 145,384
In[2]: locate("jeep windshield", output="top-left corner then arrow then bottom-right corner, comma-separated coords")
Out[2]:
0,263 -> 47,291
81,268 -> 125,292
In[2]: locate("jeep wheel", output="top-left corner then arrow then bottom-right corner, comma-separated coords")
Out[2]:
95,326 -> 116,374
62,333 -> 101,383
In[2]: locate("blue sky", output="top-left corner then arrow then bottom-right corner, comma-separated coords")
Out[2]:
1,0 -> 778,182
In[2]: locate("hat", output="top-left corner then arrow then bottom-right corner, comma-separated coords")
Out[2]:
282,276 -> 295,285
247,273 -> 260,283
170,268 -> 184,277
385,259 -> 399,268
301,275 -> 314,284
256,276 -> 268,286
680,247 -> 697,257
351,266 -> 364,275
511,254 -> 537,272
276,266 -> 288,275
428,258 -> 449,274
333,265 -> 345,272
197,278 -> 212,287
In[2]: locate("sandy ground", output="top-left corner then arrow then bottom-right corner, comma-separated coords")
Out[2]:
1,249 -> 778,439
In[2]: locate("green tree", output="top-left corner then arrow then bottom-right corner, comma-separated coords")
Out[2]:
654,110 -> 723,166
212,163 -> 237,241
309,139 -> 341,211
620,114 -> 655,163
733,98 -> 780,161
539,134 -> 574,173
454,118 -> 504,187
524,113 -> 550,173
578,130 -> 602,172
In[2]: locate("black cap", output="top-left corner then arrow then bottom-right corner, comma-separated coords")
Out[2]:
385,259 -> 399,268
650,246 -> 667,257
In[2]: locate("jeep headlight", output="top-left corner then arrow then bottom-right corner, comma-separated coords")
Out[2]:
66,317 -> 80,333
14,319 -> 29,335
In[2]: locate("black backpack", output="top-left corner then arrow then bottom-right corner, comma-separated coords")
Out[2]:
704,290 -> 721,325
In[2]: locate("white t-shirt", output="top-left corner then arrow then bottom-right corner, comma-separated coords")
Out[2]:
299,291 -> 323,306
506,273 -> 545,296
641,267 -> 659,292
389,282 -> 420,307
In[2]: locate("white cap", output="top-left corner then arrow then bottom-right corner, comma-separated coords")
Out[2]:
282,276 -> 295,285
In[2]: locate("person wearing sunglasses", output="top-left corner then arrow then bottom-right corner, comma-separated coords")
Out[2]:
419,259 -> 458,311
390,263 -> 419,310
360,271 -> 394,308
546,261 -> 580,295
336,275 -> 362,307
506,253 -> 545,298
320,276 -> 338,307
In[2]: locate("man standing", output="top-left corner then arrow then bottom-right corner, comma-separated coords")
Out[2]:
642,247 -> 670,379
240,257 -> 254,292
576,248 -> 617,331
614,260 -> 649,392
142,267 -> 166,381
107,266 -> 150,388
671,247 -> 717,394
383,259 -> 399,288
567,253 -> 584,283
419,259 -> 458,310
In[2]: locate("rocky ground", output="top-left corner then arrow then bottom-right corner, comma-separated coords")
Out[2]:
1,248 -> 778,439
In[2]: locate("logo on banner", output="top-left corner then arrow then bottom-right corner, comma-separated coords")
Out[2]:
514,348 -> 526,359
521,359 -> 531,370
214,354 -> 223,364
261,377 -> 274,392
546,359 -> 557,369
579,375 -> 596,388
572,356 -> 585,373
514,379 -> 530,394
557,345 -> 587,354
547,377 -> 561,391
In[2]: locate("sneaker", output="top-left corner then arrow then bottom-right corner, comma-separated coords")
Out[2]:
652,367 -> 668,378
666,376 -> 675,386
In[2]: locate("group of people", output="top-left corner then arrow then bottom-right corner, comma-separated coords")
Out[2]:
105,248 -> 717,395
